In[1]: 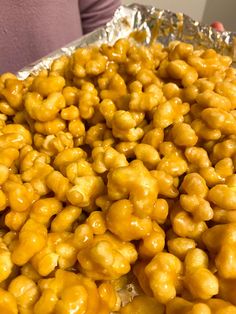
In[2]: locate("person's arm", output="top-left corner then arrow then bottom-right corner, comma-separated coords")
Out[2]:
0,0 -> 83,74
79,0 -> 121,34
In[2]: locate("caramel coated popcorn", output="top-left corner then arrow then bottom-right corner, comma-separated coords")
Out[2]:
0,39 -> 236,313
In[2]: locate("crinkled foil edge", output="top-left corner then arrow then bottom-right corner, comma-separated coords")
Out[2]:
17,3 -> 236,80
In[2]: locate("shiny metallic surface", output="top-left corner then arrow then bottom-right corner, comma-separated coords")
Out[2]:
17,3 -> 236,80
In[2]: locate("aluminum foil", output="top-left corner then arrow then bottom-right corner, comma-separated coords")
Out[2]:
17,3 -> 236,80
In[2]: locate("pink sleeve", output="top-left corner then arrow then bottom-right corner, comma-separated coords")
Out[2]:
79,0 -> 121,34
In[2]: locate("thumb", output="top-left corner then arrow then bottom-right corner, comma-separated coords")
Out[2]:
211,21 -> 225,32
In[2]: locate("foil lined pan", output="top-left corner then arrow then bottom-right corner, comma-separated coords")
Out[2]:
17,3 -> 236,80
16,3 -> 236,309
